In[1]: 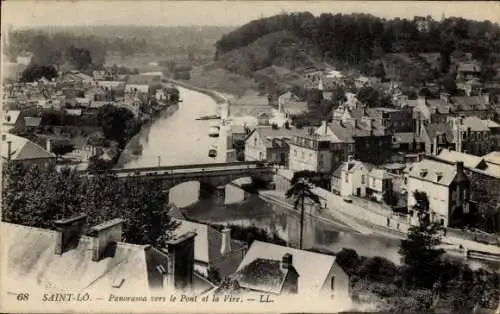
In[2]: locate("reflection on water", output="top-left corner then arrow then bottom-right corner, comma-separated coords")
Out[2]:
124,86 -> 220,168
182,191 -> 403,264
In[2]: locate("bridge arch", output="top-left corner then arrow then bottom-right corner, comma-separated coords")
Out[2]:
163,174 -> 267,206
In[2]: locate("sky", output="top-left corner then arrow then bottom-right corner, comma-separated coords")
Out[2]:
2,1 -> 499,30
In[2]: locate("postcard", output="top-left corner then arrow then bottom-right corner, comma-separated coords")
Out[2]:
1,1 -> 499,313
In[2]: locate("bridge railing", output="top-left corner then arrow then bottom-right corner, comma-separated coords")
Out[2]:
82,161 -> 279,176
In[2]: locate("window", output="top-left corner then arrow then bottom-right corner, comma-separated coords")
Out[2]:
361,175 -> 365,184
254,138 -> 257,146
259,152 -> 264,160
330,276 -> 335,291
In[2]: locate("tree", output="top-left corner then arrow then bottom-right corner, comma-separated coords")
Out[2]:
357,86 -> 380,107
412,190 -> 430,224
51,141 -> 75,156
96,105 -> 138,148
441,76 -> 457,94
20,64 -> 58,82
285,171 -> 320,249
2,162 -> 177,248
372,62 -> 386,79
399,221 -> 445,289
330,85 -> 347,106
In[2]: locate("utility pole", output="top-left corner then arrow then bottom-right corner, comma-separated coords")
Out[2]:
157,155 -> 161,167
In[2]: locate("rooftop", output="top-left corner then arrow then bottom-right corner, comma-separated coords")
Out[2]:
483,151 -> 500,166
232,258 -> 293,294
234,241 -> 338,295
170,218 -> 246,278
1,133 -> 55,161
409,158 -> 460,186
437,149 -> 486,169
461,116 -> 490,132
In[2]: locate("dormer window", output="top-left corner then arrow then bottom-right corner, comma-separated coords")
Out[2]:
436,172 -> 443,182
420,169 -> 428,177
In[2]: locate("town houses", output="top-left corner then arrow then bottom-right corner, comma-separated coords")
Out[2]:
3,14 -> 500,314
2,68 -> 180,170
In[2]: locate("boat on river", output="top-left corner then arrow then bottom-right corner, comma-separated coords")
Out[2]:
208,144 -> 218,158
208,126 -> 220,137
196,114 -> 220,120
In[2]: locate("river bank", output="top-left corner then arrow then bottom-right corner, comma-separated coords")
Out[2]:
115,103 -> 179,168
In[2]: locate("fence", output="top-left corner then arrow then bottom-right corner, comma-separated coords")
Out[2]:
448,227 -> 500,246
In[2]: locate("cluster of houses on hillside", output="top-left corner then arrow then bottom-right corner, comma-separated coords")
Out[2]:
2,69 -> 180,169
233,59 -> 500,231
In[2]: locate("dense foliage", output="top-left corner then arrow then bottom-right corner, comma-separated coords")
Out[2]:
216,13 -> 500,68
96,104 -> 140,148
20,64 -> 58,82
2,162 -> 176,247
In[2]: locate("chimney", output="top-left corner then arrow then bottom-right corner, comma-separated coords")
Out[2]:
417,95 -> 426,106
164,232 -> 197,292
88,218 -> 125,262
46,138 -> 52,153
433,135 -> 438,155
6,140 -> 12,161
220,227 -> 231,256
281,253 -> 293,270
53,214 -> 87,255
321,120 -> 328,135
440,92 -> 450,104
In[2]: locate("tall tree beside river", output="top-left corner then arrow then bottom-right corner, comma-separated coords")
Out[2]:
285,170 -> 320,250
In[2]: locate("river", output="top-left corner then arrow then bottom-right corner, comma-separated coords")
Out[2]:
123,86 -> 499,271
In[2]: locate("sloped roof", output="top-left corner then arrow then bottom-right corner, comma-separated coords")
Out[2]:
2,222 -> 213,295
437,149 -> 485,169
250,127 -> 303,149
235,241 -> 337,295
482,119 -> 500,129
1,222 -> 150,293
483,151 -> 500,166
171,219 -> 246,277
409,158 -> 458,186
462,116 -> 490,132
336,159 -> 372,174
3,110 -> 21,125
232,258 -> 295,294
1,133 -> 55,161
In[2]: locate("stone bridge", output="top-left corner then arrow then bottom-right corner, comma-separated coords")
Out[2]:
88,161 -> 276,202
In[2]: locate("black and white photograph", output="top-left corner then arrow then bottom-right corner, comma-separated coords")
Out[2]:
1,1 -> 499,313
